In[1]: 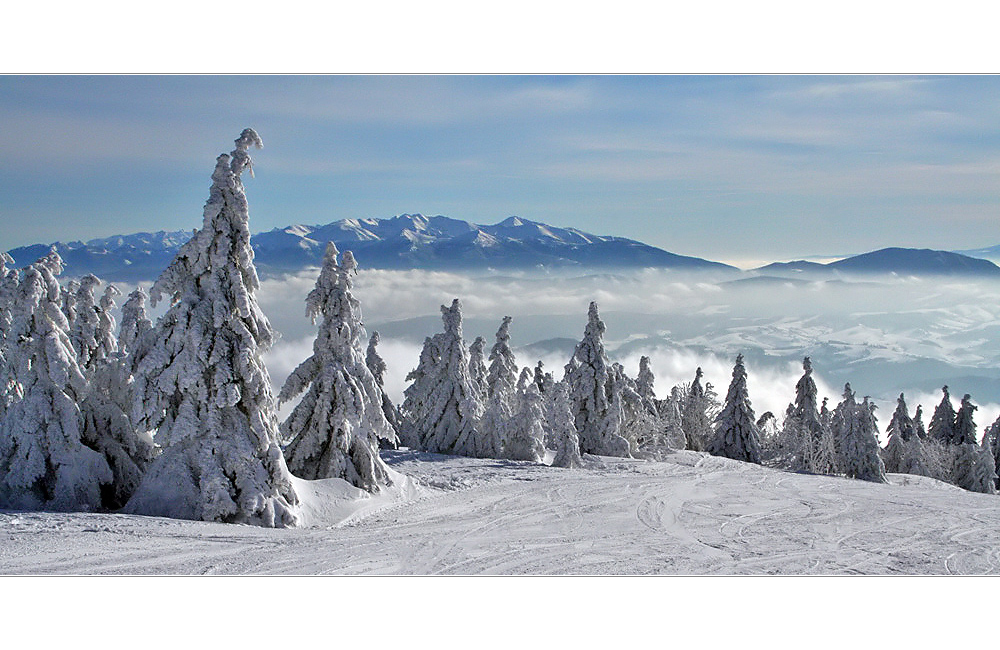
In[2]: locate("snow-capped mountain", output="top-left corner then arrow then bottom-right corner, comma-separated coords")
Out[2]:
5,214 -> 736,280
753,247 -> 1000,279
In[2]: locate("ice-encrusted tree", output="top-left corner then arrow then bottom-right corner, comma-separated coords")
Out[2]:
477,317 -> 520,458
402,299 -> 484,456
400,335 -> 439,449
70,274 -> 115,369
636,356 -> 656,405
928,386 -> 956,445
951,441 -> 997,494
838,392 -> 886,483
77,282 -> 155,509
953,394 -> 978,446
505,381 -> 546,462
0,251 -> 113,510
783,357 -> 837,474
278,244 -> 394,490
468,336 -> 488,399
681,367 -> 711,451
707,354 -> 762,464
365,330 -> 401,447
550,382 -> 582,468
487,316 -> 517,400
565,302 -> 630,457
125,129 -> 299,527
117,287 -> 152,357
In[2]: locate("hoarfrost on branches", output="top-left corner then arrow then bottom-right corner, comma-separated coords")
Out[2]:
124,129 -> 299,527
278,243 -> 394,490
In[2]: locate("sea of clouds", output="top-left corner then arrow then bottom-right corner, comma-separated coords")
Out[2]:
258,267 -> 1000,441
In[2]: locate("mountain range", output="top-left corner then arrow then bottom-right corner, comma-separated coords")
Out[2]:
5,214 -> 735,282
6,214 -> 1000,282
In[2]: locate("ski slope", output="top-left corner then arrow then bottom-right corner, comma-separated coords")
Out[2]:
2,450 -> 998,575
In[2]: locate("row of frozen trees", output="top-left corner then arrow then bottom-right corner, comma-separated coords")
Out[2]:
394,300 -> 1000,495
2,130 -> 997,531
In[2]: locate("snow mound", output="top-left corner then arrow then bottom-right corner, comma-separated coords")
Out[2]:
292,467 -> 421,528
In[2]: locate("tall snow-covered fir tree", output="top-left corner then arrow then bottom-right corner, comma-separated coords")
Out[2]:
565,302 -> 630,457
400,335 -> 440,449
468,336 -> 488,399
124,129 -> 299,527
365,330 -> 402,448
928,386 -> 957,445
913,405 -> 927,440
550,382 -> 583,468
707,354 -> 762,464
783,357 -> 837,474
0,251 -> 113,510
477,316 -> 520,458
953,394 -> 978,446
881,394 -> 912,474
277,244 -> 395,491
837,391 -> 886,483
402,299 -> 484,456
636,356 -> 656,405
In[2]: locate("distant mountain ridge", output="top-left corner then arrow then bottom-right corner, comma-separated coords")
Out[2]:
753,247 -> 1000,279
8,218 -> 1000,283
5,214 -> 735,281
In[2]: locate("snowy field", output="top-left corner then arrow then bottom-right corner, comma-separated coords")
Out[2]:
3,448 -> 998,575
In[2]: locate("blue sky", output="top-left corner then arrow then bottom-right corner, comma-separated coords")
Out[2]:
2,75 -> 1000,265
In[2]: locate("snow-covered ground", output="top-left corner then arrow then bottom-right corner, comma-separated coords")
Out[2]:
3,449 -> 997,575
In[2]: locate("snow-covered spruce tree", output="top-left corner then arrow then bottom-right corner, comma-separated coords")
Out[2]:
612,362 -> 658,451
913,404 -> 927,440
365,330 -> 402,448
0,251 -> 113,510
505,380 -> 546,463
951,441 -> 997,494
404,299 -> 484,456
680,367 -> 711,451
400,335 -> 441,449
477,316 -> 520,458
565,302 -> 630,457
953,394 -> 978,446
277,244 -> 395,490
783,357 -> 837,474
707,354 -> 762,464
882,393 -> 914,474
636,356 -> 656,405
125,129 -> 299,527
659,385 -> 688,450
928,386 -> 957,445
77,282 -> 155,510
839,393 -> 886,483
487,316 -> 517,401
117,287 -> 152,357
468,336 -> 488,399
550,382 -> 583,468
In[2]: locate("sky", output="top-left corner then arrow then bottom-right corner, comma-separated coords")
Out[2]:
3,75 -> 1000,266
